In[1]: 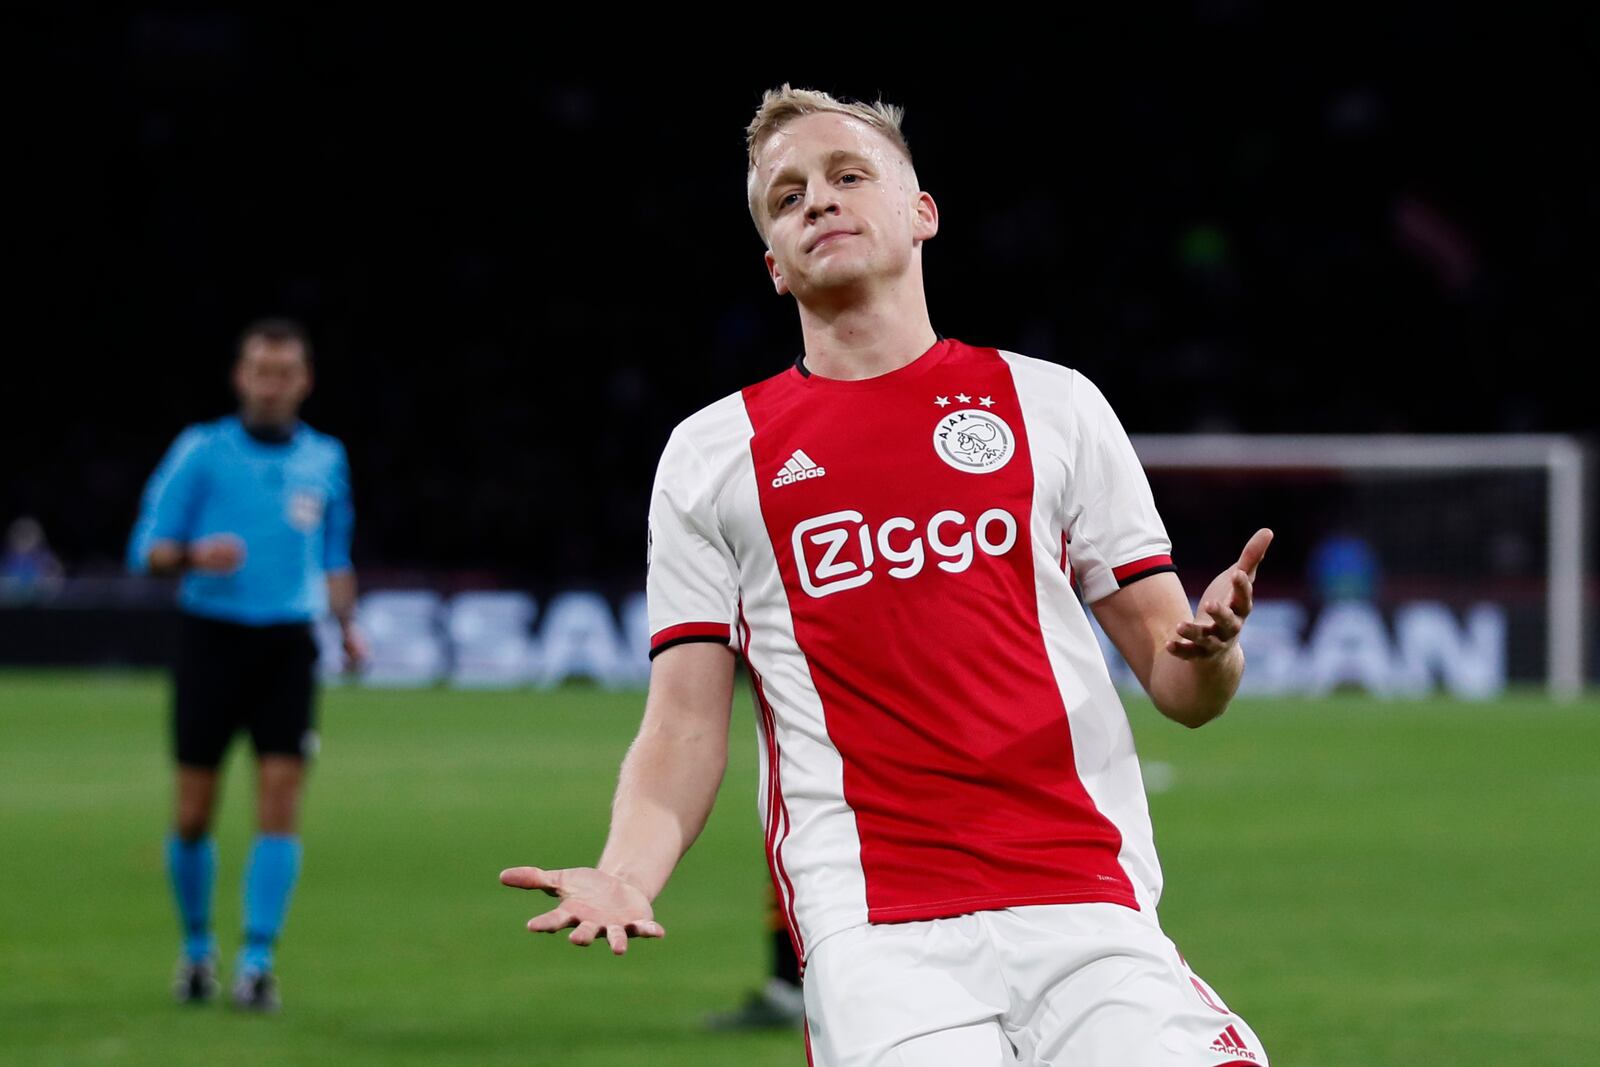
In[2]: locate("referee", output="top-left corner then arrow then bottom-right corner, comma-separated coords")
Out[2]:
128,318 -> 365,1011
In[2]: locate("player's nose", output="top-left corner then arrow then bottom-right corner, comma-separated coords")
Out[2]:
804,181 -> 841,221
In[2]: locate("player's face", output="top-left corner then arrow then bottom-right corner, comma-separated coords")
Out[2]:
753,113 -> 937,301
234,338 -> 312,427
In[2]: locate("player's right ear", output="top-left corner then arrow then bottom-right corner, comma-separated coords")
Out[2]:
764,250 -> 790,296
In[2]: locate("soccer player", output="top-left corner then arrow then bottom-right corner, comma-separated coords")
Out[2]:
128,318 -> 364,1012
502,87 -> 1274,1066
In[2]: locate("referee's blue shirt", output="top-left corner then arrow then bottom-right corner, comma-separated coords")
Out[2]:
127,416 -> 354,624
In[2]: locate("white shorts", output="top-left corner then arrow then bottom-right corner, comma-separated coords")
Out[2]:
801,902 -> 1268,1067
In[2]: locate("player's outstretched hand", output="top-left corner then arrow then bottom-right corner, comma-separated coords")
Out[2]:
500,866 -> 664,955
1168,528 -> 1273,660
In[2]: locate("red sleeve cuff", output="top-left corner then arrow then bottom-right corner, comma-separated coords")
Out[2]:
1111,554 -> 1176,587
649,622 -> 732,659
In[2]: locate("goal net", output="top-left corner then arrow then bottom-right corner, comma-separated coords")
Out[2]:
1111,435 -> 1590,701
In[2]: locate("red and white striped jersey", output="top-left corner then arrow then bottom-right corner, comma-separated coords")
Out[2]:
645,338 -> 1175,963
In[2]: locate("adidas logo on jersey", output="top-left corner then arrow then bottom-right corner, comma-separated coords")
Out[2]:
772,450 -> 826,488
1210,1025 -> 1257,1061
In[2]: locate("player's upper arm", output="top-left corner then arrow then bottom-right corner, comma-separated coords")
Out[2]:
645,424 -> 739,661
1062,371 -> 1175,603
1090,570 -> 1191,696
323,441 -> 355,573
126,426 -> 208,573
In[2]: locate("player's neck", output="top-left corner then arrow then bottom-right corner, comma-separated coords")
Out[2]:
239,413 -> 299,445
795,280 -> 937,382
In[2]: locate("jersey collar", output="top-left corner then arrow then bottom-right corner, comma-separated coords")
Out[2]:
793,335 -> 940,385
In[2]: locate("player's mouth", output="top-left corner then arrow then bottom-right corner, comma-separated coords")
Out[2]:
807,230 -> 857,253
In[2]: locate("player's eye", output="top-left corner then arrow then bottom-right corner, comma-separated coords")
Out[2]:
840,173 -> 861,184
777,192 -> 801,210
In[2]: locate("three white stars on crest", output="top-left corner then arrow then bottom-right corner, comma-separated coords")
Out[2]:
934,394 -> 994,408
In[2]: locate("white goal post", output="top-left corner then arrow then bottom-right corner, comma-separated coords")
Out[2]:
1129,435 -> 1589,700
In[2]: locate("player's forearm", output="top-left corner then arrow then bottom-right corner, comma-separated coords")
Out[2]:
1147,644 -> 1244,728
327,570 -> 358,626
597,721 -> 728,901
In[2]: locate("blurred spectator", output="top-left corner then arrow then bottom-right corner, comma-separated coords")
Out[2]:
0,516 -> 65,604
1308,531 -> 1380,602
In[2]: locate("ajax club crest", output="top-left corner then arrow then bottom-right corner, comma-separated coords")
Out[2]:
934,410 -> 1014,473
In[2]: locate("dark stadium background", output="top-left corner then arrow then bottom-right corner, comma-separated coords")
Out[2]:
5,9 -> 1595,595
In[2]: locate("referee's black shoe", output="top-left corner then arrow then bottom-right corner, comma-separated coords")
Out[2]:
231,967 -> 281,1013
173,956 -> 220,1005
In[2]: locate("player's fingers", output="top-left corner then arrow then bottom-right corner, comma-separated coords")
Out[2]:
569,921 -> 601,947
1237,528 -> 1273,578
1208,604 -> 1241,641
606,925 -> 630,955
1166,638 -> 1206,659
526,906 -> 576,933
1230,571 -> 1254,617
500,866 -> 562,895
625,920 -> 665,939
1176,621 -> 1232,655
1202,597 -> 1238,630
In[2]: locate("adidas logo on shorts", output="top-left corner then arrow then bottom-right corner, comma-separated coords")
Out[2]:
1210,1024 -> 1257,1061
772,449 -> 826,488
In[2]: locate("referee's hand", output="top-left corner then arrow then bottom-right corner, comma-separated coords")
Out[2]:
339,622 -> 370,671
189,533 -> 246,575
500,866 -> 664,955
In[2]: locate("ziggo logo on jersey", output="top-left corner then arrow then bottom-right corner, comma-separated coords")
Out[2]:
791,508 -> 1019,598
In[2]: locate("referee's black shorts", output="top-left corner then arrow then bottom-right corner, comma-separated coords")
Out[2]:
173,613 -> 320,768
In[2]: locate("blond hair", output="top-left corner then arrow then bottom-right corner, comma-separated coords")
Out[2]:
745,84 -> 914,240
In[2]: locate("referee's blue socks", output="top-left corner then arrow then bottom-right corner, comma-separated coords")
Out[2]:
239,834 -> 302,973
165,833 -> 217,964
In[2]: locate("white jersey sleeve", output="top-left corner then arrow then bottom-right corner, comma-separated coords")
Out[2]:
645,422 -> 739,658
1062,370 -> 1173,603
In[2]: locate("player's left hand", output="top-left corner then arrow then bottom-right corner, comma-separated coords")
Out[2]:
340,621 -> 369,671
1168,528 -> 1273,660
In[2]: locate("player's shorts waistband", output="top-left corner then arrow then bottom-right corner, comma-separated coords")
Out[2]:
181,608 -> 316,633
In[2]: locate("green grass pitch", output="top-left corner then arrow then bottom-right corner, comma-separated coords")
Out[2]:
1,671 -> 1596,1065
